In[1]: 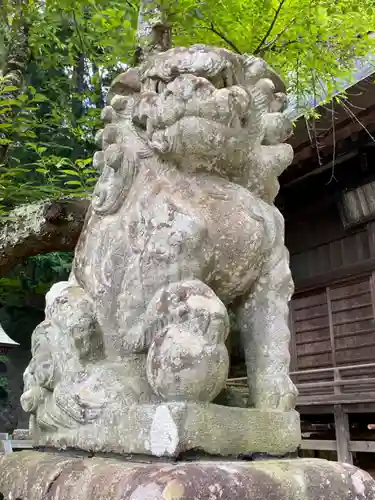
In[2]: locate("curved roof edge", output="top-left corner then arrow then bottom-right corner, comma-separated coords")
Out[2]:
285,53 -> 375,121
0,323 -> 19,347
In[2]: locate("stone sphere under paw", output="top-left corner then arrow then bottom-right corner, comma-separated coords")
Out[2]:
146,324 -> 229,402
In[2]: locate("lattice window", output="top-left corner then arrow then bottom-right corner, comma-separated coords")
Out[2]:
340,181 -> 375,227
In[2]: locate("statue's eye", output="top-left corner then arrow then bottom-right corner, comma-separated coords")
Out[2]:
132,115 -> 147,131
240,117 -> 248,128
207,70 -> 236,90
207,76 -> 225,89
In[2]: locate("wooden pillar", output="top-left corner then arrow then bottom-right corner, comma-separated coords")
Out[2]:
0,433 -> 12,454
334,405 -> 353,464
367,221 -> 375,258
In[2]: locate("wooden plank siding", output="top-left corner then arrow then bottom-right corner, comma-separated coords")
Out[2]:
287,207 -> 375,406
290,275 -> 375,399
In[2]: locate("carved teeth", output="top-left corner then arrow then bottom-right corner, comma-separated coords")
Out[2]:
271,92 -> 288,113
229,86 -> 251,116
132,92 -> 158,131
222,69 -> 233,88
144,78 -> 157,93
156,81 -> 166,94
262,113 -> 293,145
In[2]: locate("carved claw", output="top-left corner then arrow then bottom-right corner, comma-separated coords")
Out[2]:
250,374 -> 298,412
54,380 -> 106,425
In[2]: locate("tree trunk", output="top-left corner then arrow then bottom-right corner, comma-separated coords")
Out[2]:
72,52 -> 86,123
134,0 -> 171,64
0,198 -> 89,276
92,61 -> 104,109
0,0 -> 30,165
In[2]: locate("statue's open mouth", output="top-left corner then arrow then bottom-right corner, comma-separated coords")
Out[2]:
143,65 -> 242,93
132,72 -> 253,145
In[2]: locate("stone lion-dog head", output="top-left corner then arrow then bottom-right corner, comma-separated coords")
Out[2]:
92,45 -> 293,215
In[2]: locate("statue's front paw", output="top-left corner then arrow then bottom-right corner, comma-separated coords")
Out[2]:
54,380 -> 106,424
250,374 -> 297,412
21,387 -> 44,413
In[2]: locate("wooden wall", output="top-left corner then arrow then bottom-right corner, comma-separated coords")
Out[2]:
286,201 -> 372,287
286,196 -> 375,406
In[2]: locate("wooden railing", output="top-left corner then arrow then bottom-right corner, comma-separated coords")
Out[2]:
227,363 -> 375,464
227,362 -> 375,404
0,433 -> 32,455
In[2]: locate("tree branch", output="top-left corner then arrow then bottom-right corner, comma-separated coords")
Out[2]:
256,18 -> 296,55
0,198 -> 89,276
208,22 -> 242,54
254,0 -> 287,55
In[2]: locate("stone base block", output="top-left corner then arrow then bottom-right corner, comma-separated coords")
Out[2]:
32,402 -> 301,457
1,451 -> 375,500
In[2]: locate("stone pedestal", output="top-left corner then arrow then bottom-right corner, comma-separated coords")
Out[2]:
30,403 -> 300,458
1,451 -> 375,500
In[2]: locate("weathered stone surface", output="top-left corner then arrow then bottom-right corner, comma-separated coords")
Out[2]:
20,45 -> 299,456
1,452 -> 375,500
32,403 -> 300,457
12,428 -> 30,440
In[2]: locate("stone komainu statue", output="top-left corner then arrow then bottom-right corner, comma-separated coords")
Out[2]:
21,45 -> 301,457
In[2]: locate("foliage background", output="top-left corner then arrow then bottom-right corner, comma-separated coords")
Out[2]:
1,0 -> 375,213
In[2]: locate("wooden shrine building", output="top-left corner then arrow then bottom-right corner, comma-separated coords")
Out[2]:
278,57 -> 375,468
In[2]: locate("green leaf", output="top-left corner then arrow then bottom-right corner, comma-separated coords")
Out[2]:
65,180 -> 82,186
2,86 -> 19,92
76,157 -> 92,167
33,93 -> 49,102
61,169 -> 81,176
0,99 -> 20,106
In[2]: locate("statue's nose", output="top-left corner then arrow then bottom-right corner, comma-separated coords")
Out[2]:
216,86 -> 252,121
230,85 -> 252,116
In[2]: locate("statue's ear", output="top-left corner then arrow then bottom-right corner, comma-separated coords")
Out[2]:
92,152 -> 138,216
243,56 -> 286,94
